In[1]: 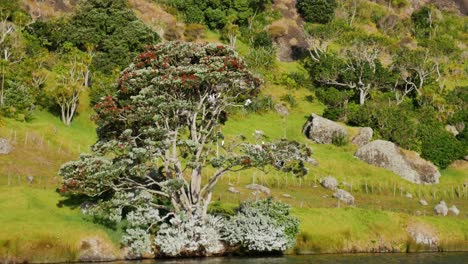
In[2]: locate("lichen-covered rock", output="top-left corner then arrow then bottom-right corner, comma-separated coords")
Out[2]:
419,199 -> 428,206
0,138 -> 12,154
332,189 -> 355,205
78,237 -> 117,262
448,205 -> 460,216
320,176 -> 338,190
302,114 -> 348,144
228,187 -> 240,194
351,127 -> 373,147
445,125 -> 459,136
434,201 -> 448,216
306,157 -> 319,166
245,184 -> 270,195
407,223 -> 439,250
355,140 -> 440,184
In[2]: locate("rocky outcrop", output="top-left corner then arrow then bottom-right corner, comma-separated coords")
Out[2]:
303,114 -> 348,144
407,222 -> 439,250
434,201 -> 448,216
355,140 -> 441,184
351,127 -> 373,147
332,189 -> 355,205
245,184 -> 270,195
320,176 -> 338,190
0,138 -> 12,154
78,237 -> 117,262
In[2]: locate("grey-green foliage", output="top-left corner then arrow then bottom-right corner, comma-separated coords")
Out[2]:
221,199 -> 299,252
154,210 -> 225,256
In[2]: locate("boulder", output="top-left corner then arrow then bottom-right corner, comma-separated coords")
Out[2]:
434,201 -> 448,216
448,205 -> 460,216
245,184 -> 270,195
228,187 -> 240,194
419,199 -> 428,206
445,125 -> 459,136
332,189 -> 355,205
306,157 -> 319,166
355,140 -> 440,184
27,176 -> 34,184
0,138 -> 12,154
405,192 -> 413,199
351,127 -> 373,147
302,114 -> 348,144
320,176 -> 338,190
78,237 -> 116,262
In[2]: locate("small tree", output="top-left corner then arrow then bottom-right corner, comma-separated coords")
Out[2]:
392,48 -> 440,105
59,42 -> 311,252
47,47 -> 89,125
307,42 -> 390,105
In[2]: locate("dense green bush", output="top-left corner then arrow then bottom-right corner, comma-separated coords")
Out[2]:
27,0 -> 160,74
296,0 -> 337,24
252,31 -> 273,48
419,125 -> 464,169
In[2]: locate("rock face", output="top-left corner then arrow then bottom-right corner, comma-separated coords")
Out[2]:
332,189 -> 355,205
78,237 -> 116,262
0,138 -> 13,154
407,223 -> 439,250
303,114 -> 348,144
351,127 -> 373,147
320,176 -> 338,190
245,184 -> 270,195
434,201 -> 448,216
355,140 -> 441,184
449,205 -> 460,216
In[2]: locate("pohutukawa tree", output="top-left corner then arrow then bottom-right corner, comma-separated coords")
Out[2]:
59,41 -> 311,252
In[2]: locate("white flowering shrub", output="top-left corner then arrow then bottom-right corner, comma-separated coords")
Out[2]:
121,228 -> 152,256
154,210 -> 225,256
221,199 -> 299,253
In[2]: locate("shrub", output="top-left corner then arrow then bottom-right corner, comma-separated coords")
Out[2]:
280,94 -> 297,108
331,131 -> 348,146
419,125 -> 464,169
296,0 -> 337,24
154,211 -> 225,257
252,31 -> 273,48
245,95 -> 274,113
221,199 -> 299,252
184,23 -> 206,41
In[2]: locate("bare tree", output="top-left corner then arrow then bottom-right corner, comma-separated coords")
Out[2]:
393,49 -> 439,105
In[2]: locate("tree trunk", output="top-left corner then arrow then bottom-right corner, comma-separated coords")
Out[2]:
359,89 -> 366,105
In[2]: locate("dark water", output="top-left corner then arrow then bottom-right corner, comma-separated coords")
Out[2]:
106,253 -> 468,264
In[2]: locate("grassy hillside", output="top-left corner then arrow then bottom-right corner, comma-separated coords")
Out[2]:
0,0 -> 467,261
1,61 -> 467,261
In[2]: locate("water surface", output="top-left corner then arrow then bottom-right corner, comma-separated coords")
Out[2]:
107,253 -> 468,264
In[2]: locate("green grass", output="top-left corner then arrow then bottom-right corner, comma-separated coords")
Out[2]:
291,207 -> 468,254
0,186 -> 120,263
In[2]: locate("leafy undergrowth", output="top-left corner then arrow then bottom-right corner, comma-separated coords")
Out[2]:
0,186 -> 120,263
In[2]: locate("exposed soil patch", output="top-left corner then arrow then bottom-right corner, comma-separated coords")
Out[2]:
271,0 -> 309,62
